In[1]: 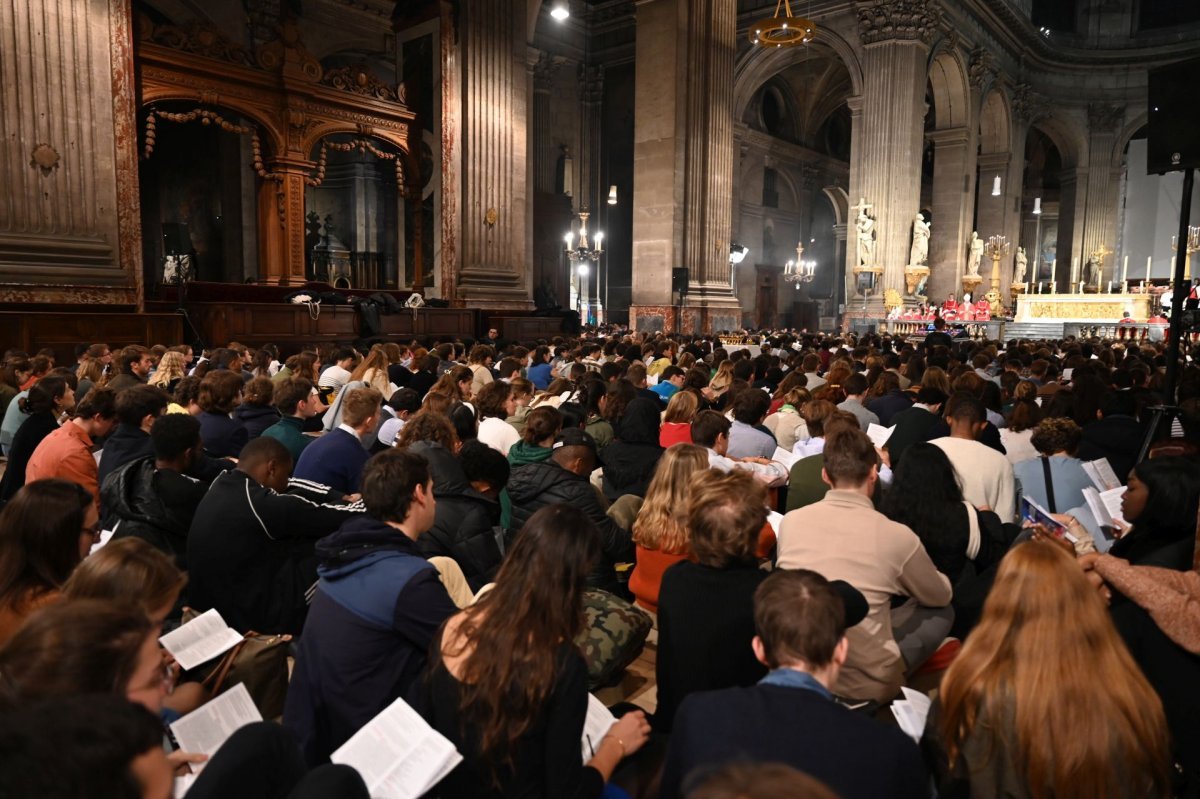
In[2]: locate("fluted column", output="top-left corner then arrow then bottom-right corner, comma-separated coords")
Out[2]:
1057,167 -> 1088,290
1080,103 -> 1125,285
0,0 -> 142,306
853,1 -> 938,300
531,51 -> 560,195
926,126 -> 976,302
579,64 -> 604,214
631,0 -> 740,333
454,0 -> 531,305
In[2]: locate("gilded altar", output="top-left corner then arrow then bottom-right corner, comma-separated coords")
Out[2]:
1015,293 -> 1154,322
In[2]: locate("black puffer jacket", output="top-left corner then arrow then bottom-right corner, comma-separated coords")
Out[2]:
507,459 -> 632,590
406,441 -> 503,588
102,456 -> 208,569
600,398 -> 664,501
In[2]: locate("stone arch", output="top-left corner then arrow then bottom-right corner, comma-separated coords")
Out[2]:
733,28 -> 864,121
927,49 -> 971,130
1112,110 -> 1149,169
1030,113 -> 1085,170
822,185 -> 849,227
978,88 -> 1012,155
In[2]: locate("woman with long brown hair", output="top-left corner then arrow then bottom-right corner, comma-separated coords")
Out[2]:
430,364 -> 474,404
1000,379 -> 1042,464
928,540 -> 1172,799
420,504 -> 650,796
348,345 -> 392,397
629,444 -> 709,613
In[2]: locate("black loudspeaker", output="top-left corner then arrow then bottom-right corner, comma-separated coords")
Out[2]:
1147,57 -> 1200,174
672,267 -> 689,295
161,223 -> 190,255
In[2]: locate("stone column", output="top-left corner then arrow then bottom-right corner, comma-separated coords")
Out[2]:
579,64 -> 605,215
1057,167 -> 1088,290
630,0 -> 741,333
0,0 -> 142,306
1080,103 -> 1125,285
852,0 -> 938,301
531,51 -> 560,195
926,126 -> 976,302
453,0 -> 531,306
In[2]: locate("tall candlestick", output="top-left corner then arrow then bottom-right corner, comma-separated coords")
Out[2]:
1107,280 -> 1113,294
1121,255 -> 1128,284
1146,256 -> 1152,283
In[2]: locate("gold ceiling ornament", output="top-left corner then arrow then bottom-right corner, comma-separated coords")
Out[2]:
749,0 -> 816,48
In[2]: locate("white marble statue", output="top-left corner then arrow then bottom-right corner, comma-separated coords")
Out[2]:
966,231 -> 983,277
909,213 -> 930,266
1014,247 -> 1027,283
854,198 -> 875,268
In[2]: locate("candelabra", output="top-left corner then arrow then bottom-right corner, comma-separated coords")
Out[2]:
564,209 -> 604,326
984,234 -> 1011,316
783,241 -> 815,288
1171,225 -> 1200,283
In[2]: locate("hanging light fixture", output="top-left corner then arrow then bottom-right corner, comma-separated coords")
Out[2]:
991,176 -> 1002,196
550,2 -> 569,22
749,0 -> 816,48
607,185 -> 618,205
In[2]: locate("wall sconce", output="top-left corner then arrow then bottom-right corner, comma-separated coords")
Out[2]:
607,185 -> 618,205
991,176 -> 1002,196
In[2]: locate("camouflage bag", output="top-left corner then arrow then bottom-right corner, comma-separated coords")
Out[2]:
575,589 -> 652,689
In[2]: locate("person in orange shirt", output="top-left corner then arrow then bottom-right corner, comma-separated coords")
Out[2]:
25,388 -> 118,511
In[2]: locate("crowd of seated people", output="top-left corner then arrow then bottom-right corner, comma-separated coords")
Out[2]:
0,327 -> 1196,797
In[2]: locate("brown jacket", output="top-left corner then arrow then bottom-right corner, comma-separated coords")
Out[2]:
777,490 -> 952,702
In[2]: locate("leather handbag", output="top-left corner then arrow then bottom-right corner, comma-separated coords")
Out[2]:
181,609 -> 292,720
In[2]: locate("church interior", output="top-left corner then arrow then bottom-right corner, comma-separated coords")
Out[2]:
2,0 -> 1200,345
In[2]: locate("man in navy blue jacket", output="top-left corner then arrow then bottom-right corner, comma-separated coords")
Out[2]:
293,387 -> 381,493
659,569 -> 928,799
284,447 -> 458,766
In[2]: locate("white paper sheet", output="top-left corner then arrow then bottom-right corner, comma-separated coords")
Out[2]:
580,693 -> 616,763
169,684 -> 263,766
1099,486 -> 1127,527
890,687 -> 932,743
331,697 -> 462,799
159,609 -> 244,671
771,446 -> 798,471
766,511 -> 784,538
866,423 -> 895,448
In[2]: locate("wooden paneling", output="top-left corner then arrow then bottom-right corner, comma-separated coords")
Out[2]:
0,312 -> 182,364
490,316 -> 566,342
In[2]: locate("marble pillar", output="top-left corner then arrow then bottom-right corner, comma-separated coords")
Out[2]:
630,0 -> 740,333
1080,104 -> 1125,283
853,1 -> 937,303
926,126 -> 976,302
0,0 -> 142,306
450,0 -> 531,306
531,51 -> 559,195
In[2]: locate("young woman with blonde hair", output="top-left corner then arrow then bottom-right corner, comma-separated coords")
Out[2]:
764,385 -> 811,451
708,360 -> 735,395
928,540 -> 1172,799
628,444 -> 709,613
660,390 -> 699,448
348,345 -> 392,398
148,350 -> 188,394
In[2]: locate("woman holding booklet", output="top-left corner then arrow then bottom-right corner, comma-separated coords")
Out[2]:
418,504 -> 651,797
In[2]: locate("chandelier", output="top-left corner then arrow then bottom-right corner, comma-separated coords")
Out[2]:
564,209 -> 603,266
750,0 -> 816,48
783,241 -> 816,286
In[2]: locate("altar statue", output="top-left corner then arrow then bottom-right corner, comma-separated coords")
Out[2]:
1084,257 -> 1100,288
909,213 -> 930,266
1014,247 -> 1027,283
854,198 -> 876,268
966,232 -> 983,277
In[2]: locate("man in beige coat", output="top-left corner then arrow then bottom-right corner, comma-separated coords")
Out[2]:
777,426 -> 952,703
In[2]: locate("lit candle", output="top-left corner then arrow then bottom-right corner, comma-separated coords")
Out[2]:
992,176 -> 1002,196
1107,280 -> 1113,294
1121,255 -> 1128,284
1146,256 -> 1152,283
1071,257 -> 1079,286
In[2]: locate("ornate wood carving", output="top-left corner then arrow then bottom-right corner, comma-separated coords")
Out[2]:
136,16 -> 421,287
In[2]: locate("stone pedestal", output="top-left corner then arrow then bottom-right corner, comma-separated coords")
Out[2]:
904,265 -> 930,296
962,274 -> 984,300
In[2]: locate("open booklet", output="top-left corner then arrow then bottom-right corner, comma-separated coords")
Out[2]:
159,608 -> 244,671
331,697 -> 462,799
866,423 -> 895,449
1081,458 -> 1122,492
580,693 -> 616,763
170,683 -> 263,767
771,446 -> 799,471
1083,485 -> 1127,540
890,687 -> 932,743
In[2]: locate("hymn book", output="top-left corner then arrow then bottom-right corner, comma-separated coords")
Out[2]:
330,697 -> 462,799
159,608 -> 245,671
170,684 -> 263,766
866,423 -> 895,449
1081,458 -> 1122,492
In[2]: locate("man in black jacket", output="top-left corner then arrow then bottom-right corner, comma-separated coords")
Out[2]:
104,413 -> 208,569
659,569 -> 926,799
885,386 -> 947,467
1077,390 -> 1145,482
187,437 -> 364,635
407,439 -> 504,588
506,428 -> 632,590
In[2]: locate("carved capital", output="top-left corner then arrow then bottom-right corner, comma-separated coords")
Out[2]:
1011,83 -> 1051,123
531,51 -> 567,92
968,48 -> 996,89
579,63 -> 604,104
856,0 -> 942,46
799,163 -> 823,190
1087,103 -> 1124,134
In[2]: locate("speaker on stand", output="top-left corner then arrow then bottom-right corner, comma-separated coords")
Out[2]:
1138,57 -> 1200,461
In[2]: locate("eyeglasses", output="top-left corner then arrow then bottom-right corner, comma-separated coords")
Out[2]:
81,521 -> 103,544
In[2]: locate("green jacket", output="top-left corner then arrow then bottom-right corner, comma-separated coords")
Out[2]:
260,416 -> 313,463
